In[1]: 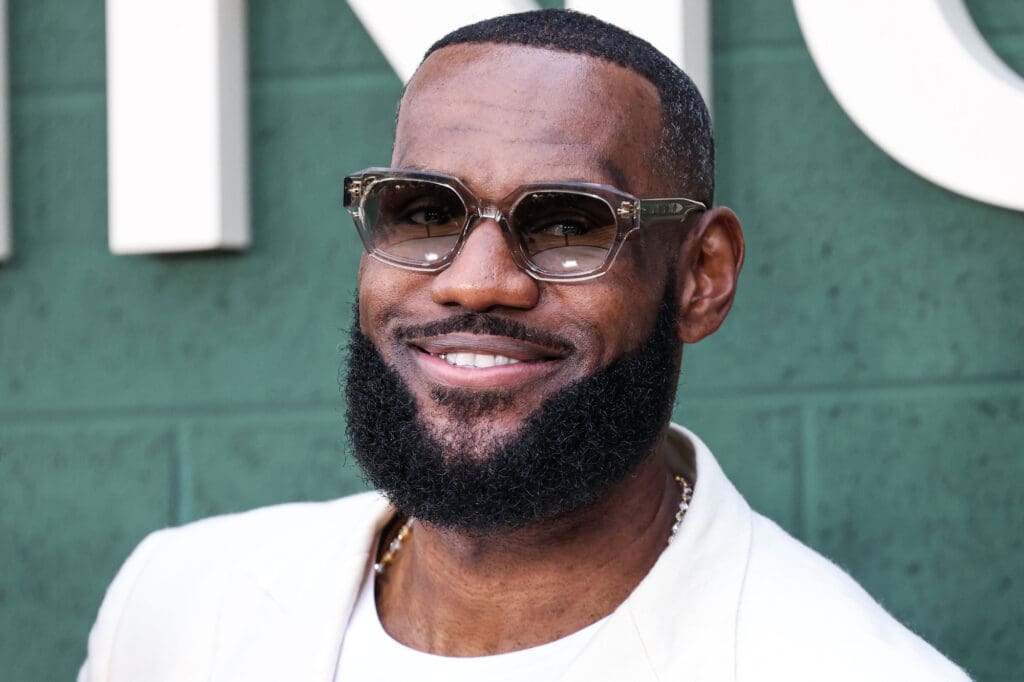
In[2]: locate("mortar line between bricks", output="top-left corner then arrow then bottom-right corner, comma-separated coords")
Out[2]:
678,375 -> 1024,403
1,375 -> 1022,425
711,43 -> 812,63
251,65 -> 397,85
0,401 -> 342,425
7,66 -> 399,104
980,30 -> 1024,42
10,87 -> 105,106
710,32 -> 1024,61
251,69 -> 399,95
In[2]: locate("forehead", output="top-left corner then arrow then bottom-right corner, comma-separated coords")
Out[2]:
393,43 -> 664,197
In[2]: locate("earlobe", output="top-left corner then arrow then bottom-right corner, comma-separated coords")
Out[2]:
675,207 -> 745,344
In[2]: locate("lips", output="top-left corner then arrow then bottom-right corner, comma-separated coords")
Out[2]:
412,332 -> 565,362
407,332 -> 569,388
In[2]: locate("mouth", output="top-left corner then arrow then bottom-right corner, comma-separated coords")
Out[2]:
407,333 -> 570,389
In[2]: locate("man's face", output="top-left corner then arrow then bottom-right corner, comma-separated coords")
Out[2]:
357,44 -> 679,451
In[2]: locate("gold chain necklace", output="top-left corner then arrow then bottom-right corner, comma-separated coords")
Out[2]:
374,518 -> 413,575
374,475 -> 694,575
668,474 -> 694,543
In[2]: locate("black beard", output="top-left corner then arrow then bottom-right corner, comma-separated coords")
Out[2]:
343,286 -> 680,533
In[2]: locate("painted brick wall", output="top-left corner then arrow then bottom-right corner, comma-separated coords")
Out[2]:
0,1 -> 1020,679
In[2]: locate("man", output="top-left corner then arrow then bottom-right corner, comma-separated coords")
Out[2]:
80,10 -> 969,681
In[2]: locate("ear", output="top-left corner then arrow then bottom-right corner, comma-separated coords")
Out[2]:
675,207 -> 745,343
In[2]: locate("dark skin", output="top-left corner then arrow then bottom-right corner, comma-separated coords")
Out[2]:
359,43 -> 744,656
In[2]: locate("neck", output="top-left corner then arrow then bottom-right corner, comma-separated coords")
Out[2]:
375,431 -> 689,656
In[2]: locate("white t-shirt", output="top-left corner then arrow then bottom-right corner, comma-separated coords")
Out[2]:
334,570 -> 607,681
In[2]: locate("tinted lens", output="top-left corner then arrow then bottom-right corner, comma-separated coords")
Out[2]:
512,191 -> 618,274
362,179 -> 467,264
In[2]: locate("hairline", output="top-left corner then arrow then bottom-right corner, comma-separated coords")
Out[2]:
394,42 -> 700,202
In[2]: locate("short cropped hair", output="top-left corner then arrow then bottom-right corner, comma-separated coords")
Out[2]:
423,9 -> 715,205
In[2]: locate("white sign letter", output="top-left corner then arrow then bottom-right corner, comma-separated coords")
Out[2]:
795,0 -> 1024,212
566,0 -> 711,107
346,0 -> 711,105
347,0 -> 538,84
0,0 -> 9,263
107,0 -> 250,254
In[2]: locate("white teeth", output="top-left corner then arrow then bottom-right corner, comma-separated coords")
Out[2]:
439,352 -> 521,368
474,354 -> 496,368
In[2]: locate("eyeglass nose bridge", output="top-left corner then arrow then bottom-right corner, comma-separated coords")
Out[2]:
462,203 -> 514,243
474,204 -> 505,223
453,203 -> 532,272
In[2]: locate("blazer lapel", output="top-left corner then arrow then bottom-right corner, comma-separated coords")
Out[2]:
211,496 -> 393,682
560,425 -> 753,682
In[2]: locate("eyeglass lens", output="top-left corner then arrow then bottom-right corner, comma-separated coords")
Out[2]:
362,179 -> 618,275
364,180 -> 467,264
511,191 -> 617,273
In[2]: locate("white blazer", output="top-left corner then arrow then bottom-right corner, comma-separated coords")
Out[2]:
79,425 -> 970,681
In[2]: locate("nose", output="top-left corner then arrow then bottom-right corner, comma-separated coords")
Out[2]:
429,219 -> 540,312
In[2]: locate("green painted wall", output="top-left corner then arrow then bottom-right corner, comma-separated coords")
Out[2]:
0,1 -> 1020,679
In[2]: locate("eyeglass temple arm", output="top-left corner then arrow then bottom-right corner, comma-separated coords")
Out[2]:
636,197 -> 707,224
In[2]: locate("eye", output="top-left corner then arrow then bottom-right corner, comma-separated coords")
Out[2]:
406,206 -> 452,225
531,219 -> 594,237
528,218 -> 598,238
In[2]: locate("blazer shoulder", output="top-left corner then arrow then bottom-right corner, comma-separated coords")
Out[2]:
110,490 -> 389,598
151,490 -> 386,558
735,514 -> 971,681
79,491 -> 387,682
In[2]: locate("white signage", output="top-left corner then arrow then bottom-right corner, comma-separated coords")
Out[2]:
4,2 -> 1017,263
0,0 -> 9,263
346,0 -> 711,103
347,0 -> 537,84
794,0 -> 1024,212
565,0 -> 711,109
106,0 -> 250,255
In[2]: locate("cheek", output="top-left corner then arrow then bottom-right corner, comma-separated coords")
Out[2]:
357,260 -> 429,342
630,228 -> 681,277
555,276 -> 662,367
607,252 -> 672,345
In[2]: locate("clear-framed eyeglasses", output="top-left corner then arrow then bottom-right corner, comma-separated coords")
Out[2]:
343,167 -> 706,283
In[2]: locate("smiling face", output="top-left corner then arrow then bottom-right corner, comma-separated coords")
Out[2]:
357,43 -> 682,449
